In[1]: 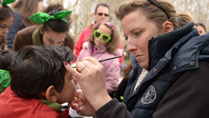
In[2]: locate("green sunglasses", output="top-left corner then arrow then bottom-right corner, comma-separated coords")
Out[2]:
94,30 -> 111,42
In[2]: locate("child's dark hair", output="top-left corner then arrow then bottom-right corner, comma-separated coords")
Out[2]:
10,46 -> 74,99
0,5 -> 14,21
0,50 -> 16,71
88,22 -> 120,53
42,4 -> 71,33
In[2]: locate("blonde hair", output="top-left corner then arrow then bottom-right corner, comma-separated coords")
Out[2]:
88,22 -> 120,53
13,0 -> 43,26
115,0 -> 192,30
176,11 -> 193,27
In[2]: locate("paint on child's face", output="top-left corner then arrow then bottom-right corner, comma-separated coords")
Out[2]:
0,17 -> 13,40
94,24 -> 112,47
56,71 -> 76,104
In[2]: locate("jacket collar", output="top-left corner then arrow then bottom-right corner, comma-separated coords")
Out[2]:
32,26 -> 44,46
148,22 -> 195,70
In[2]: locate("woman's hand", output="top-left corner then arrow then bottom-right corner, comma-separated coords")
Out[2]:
70,90 -> 96,116
64,57 -> 112,111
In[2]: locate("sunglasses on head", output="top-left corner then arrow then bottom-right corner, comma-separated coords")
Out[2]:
148,0 -> 170,19
94,30 -> 111,42
97,13 -> 109,17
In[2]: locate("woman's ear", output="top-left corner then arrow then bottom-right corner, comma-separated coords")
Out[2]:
162,21 -> 174,33
45,85 -> 58,102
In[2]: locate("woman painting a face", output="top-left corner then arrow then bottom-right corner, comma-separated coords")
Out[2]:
65,0 -> 209,118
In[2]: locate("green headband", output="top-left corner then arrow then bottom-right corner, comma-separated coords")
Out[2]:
30,10 -> 72,24
1,0 -> 16,5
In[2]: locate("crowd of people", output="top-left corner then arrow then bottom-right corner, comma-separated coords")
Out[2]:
0,0 -> 209,118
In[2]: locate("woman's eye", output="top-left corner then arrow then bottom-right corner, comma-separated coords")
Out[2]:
135,31 -> 142,36
0,25 -> 6,29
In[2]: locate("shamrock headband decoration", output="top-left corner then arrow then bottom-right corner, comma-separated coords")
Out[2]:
29,10 -> 72,24
1,0 -> 16,5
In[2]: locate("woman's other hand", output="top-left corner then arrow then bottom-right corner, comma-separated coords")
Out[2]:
70,90 -> 96,116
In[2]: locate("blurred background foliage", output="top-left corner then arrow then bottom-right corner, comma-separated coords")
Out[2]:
44,0 -> 209,41
44,0 -> 209,60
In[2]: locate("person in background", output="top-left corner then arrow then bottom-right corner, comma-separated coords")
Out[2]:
0,1 -> 15,50
13,4 -> 74,52
65,0 -> 209,118
0,0 -> 16,93
74,3 -> 124,65
195,22 -> 207,35
0,46 -> 76,118
7,0 -> 44,49
76,22 -> 121,95
0,0 -> 3,9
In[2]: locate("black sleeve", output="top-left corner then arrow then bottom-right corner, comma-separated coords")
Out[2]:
113,79 -> 128,102
96,99 -> 131,118
153,61 -> 209,118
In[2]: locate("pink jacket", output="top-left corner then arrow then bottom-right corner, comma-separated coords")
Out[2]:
77,42 -> 121,94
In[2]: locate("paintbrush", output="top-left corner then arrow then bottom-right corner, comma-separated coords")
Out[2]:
72,55 -> 122,68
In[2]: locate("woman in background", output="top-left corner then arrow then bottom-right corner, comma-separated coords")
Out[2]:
195,22 -> 207,35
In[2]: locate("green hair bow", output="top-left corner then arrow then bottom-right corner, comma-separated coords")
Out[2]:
0,69 -> 11,93
1,0 -> 16,5
30,10 -> 72,24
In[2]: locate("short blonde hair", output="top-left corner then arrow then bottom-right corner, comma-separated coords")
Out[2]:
88,22 -> 120,53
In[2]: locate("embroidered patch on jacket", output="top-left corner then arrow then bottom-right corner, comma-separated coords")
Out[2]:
141,85 -> 156,104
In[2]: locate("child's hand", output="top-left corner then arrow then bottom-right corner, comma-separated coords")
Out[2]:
70,90 -> 96,116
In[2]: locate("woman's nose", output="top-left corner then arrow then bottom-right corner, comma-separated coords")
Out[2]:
3,28 -> 9,34
126,38 -> 137,53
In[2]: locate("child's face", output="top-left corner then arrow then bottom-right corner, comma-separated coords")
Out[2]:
55,71 -> 76,104
0,17 -> 13,40
94,24 -> 111,47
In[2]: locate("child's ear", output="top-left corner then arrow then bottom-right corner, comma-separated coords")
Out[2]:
45,85 -> 58,102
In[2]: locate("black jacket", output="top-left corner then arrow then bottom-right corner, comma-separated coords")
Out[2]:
95,23 -> 209,118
